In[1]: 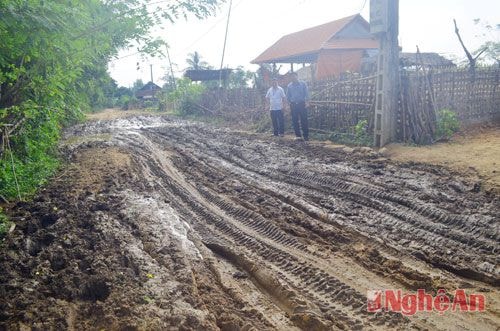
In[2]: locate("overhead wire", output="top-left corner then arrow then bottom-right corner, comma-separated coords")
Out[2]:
182,0 -> 245,52
110,0 -> 245,65
114,0 -> 372,81
359,0 -> 368,13
218,0 -> 233,85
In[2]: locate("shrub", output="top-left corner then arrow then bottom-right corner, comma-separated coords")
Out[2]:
143,100 -> 155,109
163,78 -> 205,116
118,95 -> 131,109
353,119 -> 372,145
436,109 -> 460,139
0,116 -> 60,199
0,208 -> 9,239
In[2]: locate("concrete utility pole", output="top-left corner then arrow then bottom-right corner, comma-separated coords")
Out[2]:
166,44 -> 176,89
370,0 -> 399,147
150,64 -> 154,83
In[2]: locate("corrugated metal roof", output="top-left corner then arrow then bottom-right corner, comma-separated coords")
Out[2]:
251,14 -> 371,64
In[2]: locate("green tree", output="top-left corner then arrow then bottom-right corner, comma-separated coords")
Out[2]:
476,41 -> 500,66
163,78 -> 206,116
132,79 -> 145,93
473,20 -> 500,66
186,51 -> 211,70
228,66 -> 253,88
0,0 -> 223,200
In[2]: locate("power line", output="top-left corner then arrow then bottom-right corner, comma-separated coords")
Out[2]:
359,0 -> 368,13
219,0 -> 233,70
182,0 -> 245,52
111,0 -> 245,64
109,51 -> 141,63
166,45 -> 176,88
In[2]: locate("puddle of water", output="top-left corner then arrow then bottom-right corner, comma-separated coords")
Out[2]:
107,116 -> 189,131
122,190 -> 202,260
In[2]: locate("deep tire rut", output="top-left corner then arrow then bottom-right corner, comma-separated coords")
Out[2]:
1,116 -> 498,331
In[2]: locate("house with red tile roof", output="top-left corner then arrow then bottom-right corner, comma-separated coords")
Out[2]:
251,14 -> 379,80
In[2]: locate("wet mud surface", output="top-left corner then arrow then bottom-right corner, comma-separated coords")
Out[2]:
1,116 -> 499,330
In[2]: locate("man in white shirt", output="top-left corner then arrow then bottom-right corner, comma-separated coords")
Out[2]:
265,78 -> 286,137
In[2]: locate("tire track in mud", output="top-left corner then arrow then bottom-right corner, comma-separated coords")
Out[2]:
41,116 -> 498,330
166,148 -> 439,293
112,131 -> 410,329
141,126 -> 499,285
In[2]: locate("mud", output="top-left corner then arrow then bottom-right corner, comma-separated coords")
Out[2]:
0,115 -> 499,330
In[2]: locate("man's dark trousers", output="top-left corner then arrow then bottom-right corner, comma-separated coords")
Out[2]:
270,109 -> 285,136
290,101 -> 309,140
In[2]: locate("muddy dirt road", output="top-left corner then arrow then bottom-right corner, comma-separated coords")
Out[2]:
1,116 -> 499,330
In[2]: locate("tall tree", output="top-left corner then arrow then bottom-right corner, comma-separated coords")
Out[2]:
472,19 -> 500,67
228,66 -> 253,88
185,51 -> 211,70
453,19 -> 487,79
0,0 -> 223,199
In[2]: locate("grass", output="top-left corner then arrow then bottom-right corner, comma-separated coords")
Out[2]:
309,130 -> 373,147
0,207 -> 10,239
0,150 -> 59,200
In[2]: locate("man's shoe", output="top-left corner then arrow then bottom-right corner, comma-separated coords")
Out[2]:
294,136 -> 303,141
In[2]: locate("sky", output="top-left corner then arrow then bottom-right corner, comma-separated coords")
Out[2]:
108,0 -> 500,87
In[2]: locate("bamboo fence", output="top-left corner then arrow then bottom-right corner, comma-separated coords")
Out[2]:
198,88 -> 263,113
429,68 -> 499,123
198,67 -> 499,143
308,75 -> 376,133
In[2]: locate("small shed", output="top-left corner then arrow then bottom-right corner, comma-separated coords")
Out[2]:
400,52 -> 456,68
251,14 -> 379,80
135,81 -> 161,99
360,52 -> 456,74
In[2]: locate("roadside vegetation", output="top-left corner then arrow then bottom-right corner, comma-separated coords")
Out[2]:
0,0 -> 221,204
0,207 -> 8,238
161,78 -> 206,116
436,108 -> 461,140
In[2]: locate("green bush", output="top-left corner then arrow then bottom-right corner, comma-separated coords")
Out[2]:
436,109 -> 460,139
162,78 -> 206,116
157,90 -> 172,112
353,119 -> 372,146
1,0 -> 222,205
0,110 -> 60,199
0,208 -> 9,239
317,119 -> 373,146
118,95 -> 132,109
143,100 -> 156,109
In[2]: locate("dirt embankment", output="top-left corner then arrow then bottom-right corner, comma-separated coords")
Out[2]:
386,123 -> 500,193
0,115 -> 498,330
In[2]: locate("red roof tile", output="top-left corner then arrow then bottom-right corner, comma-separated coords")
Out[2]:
321,38 -> 379,50
252,14 -> 372,64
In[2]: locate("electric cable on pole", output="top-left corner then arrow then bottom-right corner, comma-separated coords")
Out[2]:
218,0 -> 233,88
166,44 -> 176,89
